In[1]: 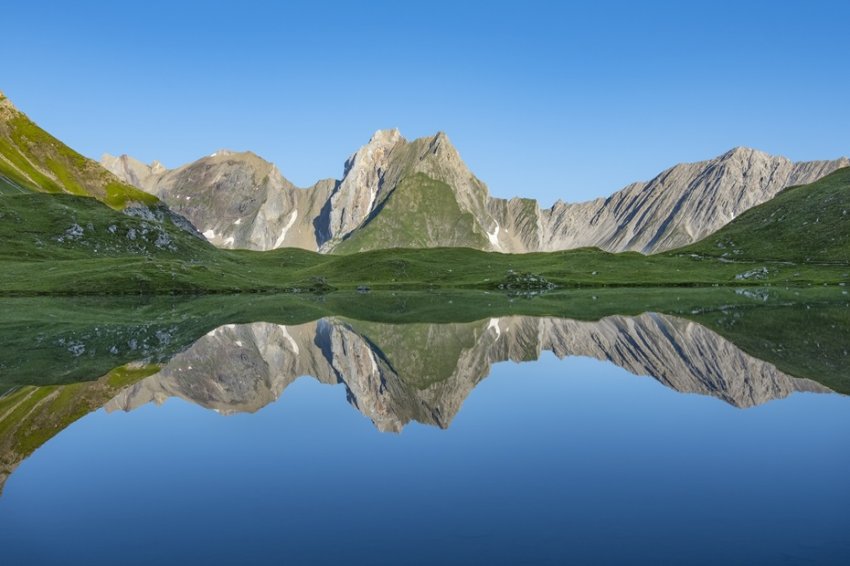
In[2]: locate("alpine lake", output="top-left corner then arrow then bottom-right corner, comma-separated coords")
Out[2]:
1,287 -> 848,565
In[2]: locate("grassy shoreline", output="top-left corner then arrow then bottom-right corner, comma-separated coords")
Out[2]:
2,243 -> 848,296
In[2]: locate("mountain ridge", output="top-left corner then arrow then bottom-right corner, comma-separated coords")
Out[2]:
0,91 -> 160,208
103,130 -> 849,254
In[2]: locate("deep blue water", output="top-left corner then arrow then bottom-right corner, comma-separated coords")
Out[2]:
1,353 -> 848,565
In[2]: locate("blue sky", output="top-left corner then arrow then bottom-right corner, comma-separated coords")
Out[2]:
3,0 -> 849,204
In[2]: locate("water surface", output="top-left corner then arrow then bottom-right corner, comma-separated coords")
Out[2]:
1,292 -> 848,565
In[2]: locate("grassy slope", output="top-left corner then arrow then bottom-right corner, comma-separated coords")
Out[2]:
678,167 -> 850,264
334,173 -> 489,253
1,192 -> 848,295
304,246 -> 849,289
0,191 -> 331,294
0,92 -> 156,208
4,164 -> 849,295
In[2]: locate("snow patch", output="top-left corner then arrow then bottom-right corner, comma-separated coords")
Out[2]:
273,210 -> 298,248
488,318 -> 501,338
203,229 -> 216,240
366,187 -> 377,213
279,326 -> 299,355
486,223 -> 502,249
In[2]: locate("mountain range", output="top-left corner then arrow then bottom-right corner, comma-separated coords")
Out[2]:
3,88 -> 847,260
102,129 -> 848,254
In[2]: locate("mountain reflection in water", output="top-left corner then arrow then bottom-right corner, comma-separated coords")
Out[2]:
103,314 -> 830,432
1,302 -> 848,565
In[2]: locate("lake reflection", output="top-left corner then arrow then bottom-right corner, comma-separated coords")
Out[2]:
106,314 -> 830,430
1,298 -> 849,565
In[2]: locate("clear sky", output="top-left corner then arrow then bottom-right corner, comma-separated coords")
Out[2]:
3,0 -> 849,205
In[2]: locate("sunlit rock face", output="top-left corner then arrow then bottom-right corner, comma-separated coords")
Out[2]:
101,151 -> 333,251
104,314 -> 830,431
539,148 -> 850,253
103,138 -> 848,254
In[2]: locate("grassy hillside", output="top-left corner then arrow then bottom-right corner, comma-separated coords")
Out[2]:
2,187 -> 849,295
0,191 -> 329,294
679,167 -> 850,264
0,193 -> 213,261
0,92 -> 157,208
334,174 -> 490,253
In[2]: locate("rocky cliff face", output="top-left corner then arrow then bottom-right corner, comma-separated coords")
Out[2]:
104,314 -> 831,432
103,134 -> 849,254
541,148 -> 850,252
101,151 -> 333,250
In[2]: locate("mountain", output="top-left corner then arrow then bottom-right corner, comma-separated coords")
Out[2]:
101,128 -> 498,252
105,314 -> 831,433
103,131 -> 849,254
0,89 -> 216,285
0,91 -> 158,208
680,166 -> 850,264
101,149 -> 334,250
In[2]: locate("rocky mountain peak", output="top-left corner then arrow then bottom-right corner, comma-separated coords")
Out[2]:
208,148 -> 237,158
100,153 -> 160,192
0,91 -> 21,120
328,130 -> 410,241
369,128 -> 403,145
716,146 -> 783,166
426,131 -> 460,159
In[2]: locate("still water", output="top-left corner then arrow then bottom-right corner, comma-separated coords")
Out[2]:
0,295 -> 848,565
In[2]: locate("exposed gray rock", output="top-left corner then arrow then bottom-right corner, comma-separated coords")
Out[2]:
103,151 -> 334,251
103,138 -> 849,254
540,147 -> 850,253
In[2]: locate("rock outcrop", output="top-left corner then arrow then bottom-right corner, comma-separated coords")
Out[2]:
103,132 -> 849,254
105,314 -> 831,432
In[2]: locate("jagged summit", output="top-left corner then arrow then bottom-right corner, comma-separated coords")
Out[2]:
368,128 -> 403,144
720,146 -> 769,158
0,91 -> 15,111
